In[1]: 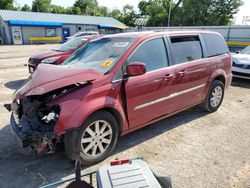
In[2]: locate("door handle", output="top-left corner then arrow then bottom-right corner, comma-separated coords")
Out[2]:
177,70 -> 186,77
163,74 -> 174,80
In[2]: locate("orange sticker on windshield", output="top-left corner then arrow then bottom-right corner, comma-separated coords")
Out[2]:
101,60 -> 113,68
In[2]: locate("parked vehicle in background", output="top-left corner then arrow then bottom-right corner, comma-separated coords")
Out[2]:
28,35 -> 99,73
232,45 -> 250,79
66,31 -> 99,41
5,31 -> 232,165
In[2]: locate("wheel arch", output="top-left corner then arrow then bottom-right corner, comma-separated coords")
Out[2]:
209,69 -> 226,86
213,74 -> 226,86
55,94 -> 129,136
204,70 -> 226,101
95,107 -> 123,136
64,108 -> 122,164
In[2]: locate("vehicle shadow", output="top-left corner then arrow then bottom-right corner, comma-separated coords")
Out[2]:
115,108 -> 207,153
231,77 -> 250,89
4,79 -> 26,90
0,107 -> 208,188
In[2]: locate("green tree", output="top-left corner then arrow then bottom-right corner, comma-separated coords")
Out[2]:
73,0 -> 98,15
0,0 -> 15,10
121,4 -> 136,26
138,0 -> 168,26
32,0 -> 51,12
209,0 -> 243,25
138,0 -> 242,26
109,8 -> 123,20
71,6 -> 81,15
180,0 -> 243,26
50,5 -> 67,14
96,6 -> 109,17
169,0 -> 183,26
138,0 -> 149,16
21,4 -> 31,11
139,0 -> 184,26
65,7 -> 74,14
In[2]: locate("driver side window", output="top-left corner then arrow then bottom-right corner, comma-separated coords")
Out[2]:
127,37 -> 168,72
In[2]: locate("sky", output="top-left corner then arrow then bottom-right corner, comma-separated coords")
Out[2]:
16,0 -> 250,25
234,0 -> 250,24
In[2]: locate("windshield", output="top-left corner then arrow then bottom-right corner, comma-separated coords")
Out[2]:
241,46 -> 250,54
54,38 -> 87,52
63,37 -> 135,74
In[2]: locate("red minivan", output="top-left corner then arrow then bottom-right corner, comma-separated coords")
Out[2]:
6,31 -> 232,164
28,35 -> 99,73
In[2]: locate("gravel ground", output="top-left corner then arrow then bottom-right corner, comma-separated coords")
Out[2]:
0,45 -> 250,188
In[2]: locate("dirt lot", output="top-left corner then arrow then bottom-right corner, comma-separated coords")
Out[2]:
0,44 -> 250,188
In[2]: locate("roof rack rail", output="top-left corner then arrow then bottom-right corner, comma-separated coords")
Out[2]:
154,29 -> 171,32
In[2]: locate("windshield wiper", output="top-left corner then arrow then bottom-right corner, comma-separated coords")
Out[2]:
104,70 -> 111,75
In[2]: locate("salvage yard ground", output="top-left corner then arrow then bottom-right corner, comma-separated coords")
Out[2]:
0,45 -> 250,188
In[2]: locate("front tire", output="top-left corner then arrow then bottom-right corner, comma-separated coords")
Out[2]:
64,111 -> 118,165
202,80 -> 224,112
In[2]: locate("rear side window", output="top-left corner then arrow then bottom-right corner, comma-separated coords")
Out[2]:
202,33 -> 229,57
128,38 -> 168,72
170,35 -> 203,65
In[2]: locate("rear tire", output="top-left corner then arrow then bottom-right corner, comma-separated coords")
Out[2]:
202,80 -> 224,112
64,111 -> 118,165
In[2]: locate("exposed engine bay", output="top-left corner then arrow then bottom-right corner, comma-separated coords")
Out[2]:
4,82 -> 87,155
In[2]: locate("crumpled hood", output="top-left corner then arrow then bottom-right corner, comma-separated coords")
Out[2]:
31,50 -> 69,61
14,64 -> 102,99
233,54 -> 250,64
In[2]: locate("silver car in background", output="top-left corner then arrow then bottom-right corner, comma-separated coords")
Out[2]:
66,31 -> 99,41
232,46 -> 250,79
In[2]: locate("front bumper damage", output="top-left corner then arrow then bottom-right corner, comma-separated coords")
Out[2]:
10,113 -> 57,154
4,70 -> 92,155
5,97 -> 60,155
10,113 -> 55,154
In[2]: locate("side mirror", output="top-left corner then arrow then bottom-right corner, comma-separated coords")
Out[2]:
126,62 -> 146,77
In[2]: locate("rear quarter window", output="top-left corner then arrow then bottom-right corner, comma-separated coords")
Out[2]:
202,33 -> 229,57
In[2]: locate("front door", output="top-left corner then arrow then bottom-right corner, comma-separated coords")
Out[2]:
62,28 -> 70,41
125,37 -> 175,128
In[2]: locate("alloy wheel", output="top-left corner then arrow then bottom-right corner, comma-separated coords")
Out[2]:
210,86 -> 223,108
81,120 -> 112,157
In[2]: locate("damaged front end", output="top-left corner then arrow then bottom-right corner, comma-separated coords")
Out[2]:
6,96 -> 60,155
5,64 -> 101,155
5,84 -> 84,155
